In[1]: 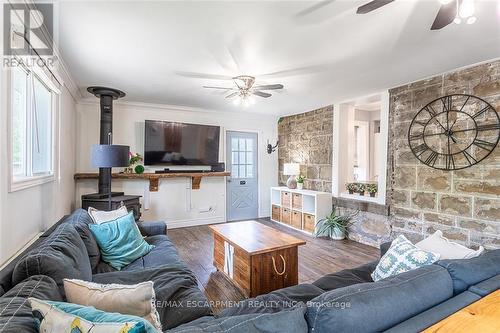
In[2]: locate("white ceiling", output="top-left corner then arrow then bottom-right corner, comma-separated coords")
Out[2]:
57,0 -> 500,116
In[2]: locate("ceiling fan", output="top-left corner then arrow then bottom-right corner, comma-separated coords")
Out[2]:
357,0 -> 477,30
203,75 -> 284,104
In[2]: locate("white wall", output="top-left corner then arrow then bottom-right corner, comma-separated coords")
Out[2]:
0,70 -> 78,266
75,101 -> 278,228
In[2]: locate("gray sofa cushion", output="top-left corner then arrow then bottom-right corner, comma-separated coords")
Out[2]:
93,264 -> 212,330
468,274 -> 500,297
435,249 -> 500,295
168,306 -> 308,333
306,265 -> 453,333
12,224 -> 92,296
383,291 -> 481,333
138,221 -> 167,236
63,209 -> 101,271
312,261 -> 377,291
123,235 -> 181,271
220,284 -> 324,317
2,275 -> 61,301
0,297 -> 37,333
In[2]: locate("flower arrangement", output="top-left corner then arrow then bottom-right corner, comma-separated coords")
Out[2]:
357,183 -> 366,196
346,182 -> 358,194
366,183 -> 378,197
125,152 -> 144,174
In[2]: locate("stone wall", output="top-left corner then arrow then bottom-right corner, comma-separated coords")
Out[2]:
278,106 -> 333,192
387,60 -> 500,249
278,60 -> 500,249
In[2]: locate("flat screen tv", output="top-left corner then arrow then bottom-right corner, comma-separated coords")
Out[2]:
144,120 -> 220,166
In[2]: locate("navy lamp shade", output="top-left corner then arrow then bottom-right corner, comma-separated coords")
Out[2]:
91,144 -> 130,168
91,144 -> 130,210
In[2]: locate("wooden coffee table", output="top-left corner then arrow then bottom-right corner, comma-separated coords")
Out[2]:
423,290 -> 500,333
209,220 -> 306,297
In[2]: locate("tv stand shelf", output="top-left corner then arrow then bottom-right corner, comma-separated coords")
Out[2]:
74,171 -> 230,191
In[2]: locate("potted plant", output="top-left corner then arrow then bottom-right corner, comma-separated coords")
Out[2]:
366,183 -> 378,197
346,182 -> 358,194
126,152 -> 144,174
314,208 -> 358,240
358,183 -> 366,196
296,175 -> 305,190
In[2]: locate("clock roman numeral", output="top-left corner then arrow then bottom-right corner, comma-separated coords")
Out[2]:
473,139 -> 495,151
409,133 -> 423,141
462,150 -> 477,164
477,123 -> 500,131
413,144 -> 428,156
445,154 -> 455,170
472,106 -> 491,119
459,96 -> 470,111
441,96 -> 452,111
425,151 -> 439,166
414,120 -> 427,127
424,105 -> 437,117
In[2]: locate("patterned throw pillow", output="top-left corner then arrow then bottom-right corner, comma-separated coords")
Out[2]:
29,298 -> 158,333
371,235 -> 440,282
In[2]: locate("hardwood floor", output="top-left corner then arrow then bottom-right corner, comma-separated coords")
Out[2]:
168,218 -> 379,313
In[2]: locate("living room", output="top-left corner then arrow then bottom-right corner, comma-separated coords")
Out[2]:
0,0 -> 499,332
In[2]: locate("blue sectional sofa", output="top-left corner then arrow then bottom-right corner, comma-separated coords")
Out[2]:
0,209 -> 499,333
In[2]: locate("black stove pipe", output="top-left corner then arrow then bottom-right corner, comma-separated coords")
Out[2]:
87,86 -> 126,195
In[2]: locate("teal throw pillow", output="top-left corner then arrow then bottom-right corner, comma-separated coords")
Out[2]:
372,235 -> 440,281
29,298 -> 158,333
89,212 -> 154,270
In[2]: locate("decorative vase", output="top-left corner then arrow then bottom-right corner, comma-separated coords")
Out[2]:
369,192 -> 376,197
286,176 -> 297,189
330,227 -> 345,240
348,190 -> 353,194
297,183 -> 303,190
359,191 -> 364,196
134,164 -> 145,174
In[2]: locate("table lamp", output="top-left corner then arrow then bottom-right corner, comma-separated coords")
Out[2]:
91,144 -> 130,210
283,163 -> 300,189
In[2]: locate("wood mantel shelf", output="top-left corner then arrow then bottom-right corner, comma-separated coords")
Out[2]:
74,171 -> 230,191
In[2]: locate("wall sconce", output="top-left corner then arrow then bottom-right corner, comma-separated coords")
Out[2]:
267,140 -> 279,154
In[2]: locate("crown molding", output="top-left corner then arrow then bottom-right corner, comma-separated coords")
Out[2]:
77,98 -> 278,119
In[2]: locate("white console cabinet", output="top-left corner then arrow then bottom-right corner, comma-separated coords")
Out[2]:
270,186 -> 332,234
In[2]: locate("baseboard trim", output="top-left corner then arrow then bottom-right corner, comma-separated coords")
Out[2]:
166,216 -> 227,229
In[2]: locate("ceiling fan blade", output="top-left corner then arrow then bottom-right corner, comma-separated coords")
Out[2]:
202,86 -> 233,90
295,0 -> 335,18
356,0 -> 395,14
175,71 -> 234,80
252,84 -> 284,90
431,1 -> 460,30
225,92 -> 239,99
253,91 -> 272,98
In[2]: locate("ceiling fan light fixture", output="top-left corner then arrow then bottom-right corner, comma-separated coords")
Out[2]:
459,0 -> 475,18
466,15 -> 477,24
454,16 -> 462,24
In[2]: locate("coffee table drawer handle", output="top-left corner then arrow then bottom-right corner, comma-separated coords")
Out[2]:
272,254 -> 286,276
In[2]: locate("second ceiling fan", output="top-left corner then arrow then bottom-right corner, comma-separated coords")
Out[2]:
357,0 -> 472,30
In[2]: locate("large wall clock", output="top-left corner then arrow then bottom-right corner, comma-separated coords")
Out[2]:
408,94 -> 499,170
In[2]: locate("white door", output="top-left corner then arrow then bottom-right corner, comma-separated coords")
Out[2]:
226,131 -> 258,221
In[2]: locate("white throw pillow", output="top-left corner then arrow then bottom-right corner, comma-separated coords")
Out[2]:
416,230 -> 484,260
63,279 -> 162,331
88,205 -> 128,224
29,298 -> 146,333
372,235 -> 440,282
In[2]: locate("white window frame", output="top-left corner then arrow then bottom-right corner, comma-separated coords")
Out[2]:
7,62 -> 61,192
332,90 -> 389,205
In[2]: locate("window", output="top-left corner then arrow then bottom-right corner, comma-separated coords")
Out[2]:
9,65 -> 58,191
332,92 -> 389,205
